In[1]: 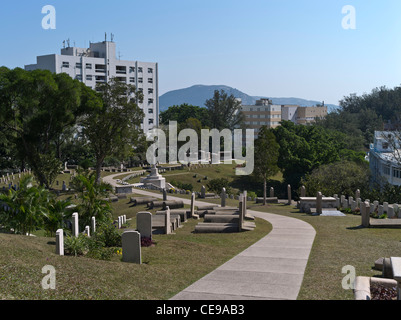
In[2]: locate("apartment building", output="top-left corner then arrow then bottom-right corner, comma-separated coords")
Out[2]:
241,99 -> 282,138
241,99 -> 328,137
25,40 -> 159,133
296,106 -> 327,124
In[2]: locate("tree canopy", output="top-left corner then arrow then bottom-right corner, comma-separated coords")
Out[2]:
0,67 -> 96,188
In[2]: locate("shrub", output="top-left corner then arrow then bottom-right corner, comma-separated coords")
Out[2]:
93,221 -> 122,247
247,191 -> 257,200
64,234 -> 90,257
207,178 -> 231,194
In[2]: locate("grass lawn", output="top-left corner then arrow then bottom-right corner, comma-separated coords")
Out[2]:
125,164 -> 246,193
247,202 -> 401,300
0,194 -> 272,300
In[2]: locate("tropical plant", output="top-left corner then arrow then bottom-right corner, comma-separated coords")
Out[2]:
70,169 -> 113,229
0,175 -> 49,235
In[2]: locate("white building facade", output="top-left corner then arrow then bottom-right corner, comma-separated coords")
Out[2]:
25,40 -> 159,133
369,131 -> 401,187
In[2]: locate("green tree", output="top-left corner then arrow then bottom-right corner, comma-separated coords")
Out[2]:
80,78 -> 144,184
160,104 -> 210,127
0,67 -> 95,188
205,90 -> 245,131
301,160 -> 370,198
254,126 -> 280,205
272,121 -> 346,188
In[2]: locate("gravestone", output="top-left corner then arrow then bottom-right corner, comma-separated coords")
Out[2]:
122,230 -> 141,264
243,191 -> 247,217
56,229 -> 64,256
355,189 -> 360,200
221,188 -> 226,207
361,202 -> 370,228
239,196 -> 244,232
201,186 -> 206,199
163,188 -> 167,201
335,195 -> 340,209
378,205 -> 384,215
91,217 -> 96,234
348,196 -> 354,207
287,185 -> 292,205
191,192 -> 199,219
85,226 -> 90,237
301,186 -> 306,198
165,206 -> 171,235
62,181 -> 67,192
270,187 -> 274,198
371,201 -> 379,214
72,213 -> 79,237
316,192 -> 323,215
351,200 -> 357,212
388,206 -> 395,219
137,212 -> 152,239
384,202 -> 389,213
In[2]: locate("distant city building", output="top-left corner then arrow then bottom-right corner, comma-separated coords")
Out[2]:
369,131 -> 401,187
25,39 -> 159,133
241,99 -> 328,138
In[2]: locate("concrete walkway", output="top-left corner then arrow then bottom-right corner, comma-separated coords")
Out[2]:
103,173 -> 316,300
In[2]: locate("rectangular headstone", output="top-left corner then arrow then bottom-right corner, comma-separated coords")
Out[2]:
361,202 -> 370,228
72,213 -> 79,237
221,188 -> 226,207
85,226 -> 90,237
122,230 -> 141,264
137,212 -> 152,239
91,217 -> 96,234
56,229 -> 64,256
316,192 -> 323,215
165,207 -> 171,235
270,187 -> 274,198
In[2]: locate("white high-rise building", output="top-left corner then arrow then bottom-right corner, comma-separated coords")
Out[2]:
25,40 -> 159,133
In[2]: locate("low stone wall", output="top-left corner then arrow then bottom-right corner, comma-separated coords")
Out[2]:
299,197 -> 337,213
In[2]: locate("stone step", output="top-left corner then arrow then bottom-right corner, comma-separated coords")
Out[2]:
194,223 -> 240,234
204,214 -> 239,224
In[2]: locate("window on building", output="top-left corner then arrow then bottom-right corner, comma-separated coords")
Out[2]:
95,64 -> 106,73
394,169 -> 401,179
148,68 -> 153,74
383,166 -> 390,176
138,78 -> 143,83
75,75 -> 82,81
148,78 -> 153,84
148,109 -> 154,114
148,88 -> 154,94
86,63 -> 92,70
129,67 -> 135,73
138,67 -> 143,73
86,75 -> 93,81
62,62 -> 70,68
148,119 -> 154,125
76,63 -> 82,69
129,77 -> 135,83
116,66 -> 127,74
148,98 -> 154,104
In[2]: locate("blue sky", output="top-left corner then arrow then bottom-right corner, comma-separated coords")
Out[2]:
1,0 -> 401,105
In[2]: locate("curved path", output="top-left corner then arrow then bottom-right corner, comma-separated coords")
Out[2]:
103,173 -> 316,300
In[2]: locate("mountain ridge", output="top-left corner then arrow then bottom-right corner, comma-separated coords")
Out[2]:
159,84 -> 340,113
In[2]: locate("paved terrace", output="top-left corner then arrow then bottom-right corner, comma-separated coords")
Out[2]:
103,173 -> 316,300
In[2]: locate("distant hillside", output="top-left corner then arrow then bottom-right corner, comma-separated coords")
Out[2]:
159,85 -> 339,113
